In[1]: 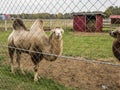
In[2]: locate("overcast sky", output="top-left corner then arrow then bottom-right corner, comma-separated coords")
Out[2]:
0,0 -> 119,14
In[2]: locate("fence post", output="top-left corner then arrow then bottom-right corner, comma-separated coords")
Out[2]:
5,20 -> 7,31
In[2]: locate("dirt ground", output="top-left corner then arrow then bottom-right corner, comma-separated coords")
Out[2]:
4,54 -> 120,90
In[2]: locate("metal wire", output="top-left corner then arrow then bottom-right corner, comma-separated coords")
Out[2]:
0,0 -> 120,89
1,43 -> 120,67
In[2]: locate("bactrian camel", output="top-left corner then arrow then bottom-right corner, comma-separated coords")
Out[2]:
8,19 -> 64,81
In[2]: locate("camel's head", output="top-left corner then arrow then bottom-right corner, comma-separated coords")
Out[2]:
109,28 -> 120,39
51,27 -> 64,40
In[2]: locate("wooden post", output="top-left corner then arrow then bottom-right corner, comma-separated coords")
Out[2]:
5,20 -> 7,31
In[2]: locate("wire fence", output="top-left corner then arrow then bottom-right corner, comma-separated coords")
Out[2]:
0,0 -> 120,89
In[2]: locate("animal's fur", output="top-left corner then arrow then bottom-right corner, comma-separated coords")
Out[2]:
109,27 -> 120,61
8,18 -> 64,81
13,18 -> 28,30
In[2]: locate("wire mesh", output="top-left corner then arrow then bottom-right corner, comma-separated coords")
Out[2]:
0,0 -> 120,89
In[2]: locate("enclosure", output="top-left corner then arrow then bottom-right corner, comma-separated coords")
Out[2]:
110,15 -> 120,24
0,0 -> 120,90
73,13 -> 104,32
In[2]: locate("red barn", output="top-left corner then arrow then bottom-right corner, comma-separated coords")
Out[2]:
110,15 -> 120,24
73,13 -> 104,32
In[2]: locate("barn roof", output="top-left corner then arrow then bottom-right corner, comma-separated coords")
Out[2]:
110,15 -> 120,19
73,12 -> 105,16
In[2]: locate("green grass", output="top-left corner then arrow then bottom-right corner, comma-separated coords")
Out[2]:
63,31 -> 114,60
0,57 -> 72,90
0,30 -> 12,42
0,67 -> 70,90
0,28 -> 116,89
0,30 -> 73,90
0,29 -> 115,60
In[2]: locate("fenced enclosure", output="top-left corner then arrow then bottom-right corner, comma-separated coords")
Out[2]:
0,0 -> 120,90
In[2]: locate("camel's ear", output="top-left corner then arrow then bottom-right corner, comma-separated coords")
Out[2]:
60,28 -> 64,34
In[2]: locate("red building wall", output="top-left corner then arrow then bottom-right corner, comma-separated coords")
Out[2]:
110,15 -> 120,24
96,15 -> 103,32
73,14 -> 103,32
73,15 -> 86,32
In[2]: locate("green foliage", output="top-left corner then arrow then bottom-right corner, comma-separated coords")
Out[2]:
11,13 -> 73,19
104,6 -> 120,17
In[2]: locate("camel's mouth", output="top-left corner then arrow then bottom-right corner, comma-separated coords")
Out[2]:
56,35 -> 62,39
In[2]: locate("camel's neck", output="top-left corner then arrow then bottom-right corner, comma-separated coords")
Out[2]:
50,38 -> 62,55
43,33 -> 63,61
49,33 -> 62,55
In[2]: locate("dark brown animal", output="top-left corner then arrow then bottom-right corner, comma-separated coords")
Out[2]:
109,27 -> 120,61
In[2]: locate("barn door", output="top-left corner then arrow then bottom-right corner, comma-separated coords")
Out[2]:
96,15 -> 103,32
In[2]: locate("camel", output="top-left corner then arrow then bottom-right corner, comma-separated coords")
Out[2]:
109,27 -> 120,61
8,19 -> 64,81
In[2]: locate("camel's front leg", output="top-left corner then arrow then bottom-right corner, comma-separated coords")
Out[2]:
31,53 -> 42,81
8,47 -> 15,74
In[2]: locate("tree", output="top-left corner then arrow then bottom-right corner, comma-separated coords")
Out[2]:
104,6 -> 120,17
104,6 -> 114,17
57,13 -> 63,19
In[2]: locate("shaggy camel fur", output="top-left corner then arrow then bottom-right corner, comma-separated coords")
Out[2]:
8,19 -> 64,81
109,27 -> 120,61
